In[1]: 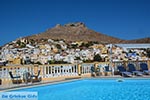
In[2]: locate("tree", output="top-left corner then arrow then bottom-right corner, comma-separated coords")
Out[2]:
35,61 -> 42,65
30,39 -> 35,45
16,40 -> 21,46
56,44 -> 62,50
71,44 -> 78,49
20,42 -> 26,48
93,54 -> 102,62
83,59 -> 93,63
47,60 -> 55,64
79,42 -> 91,48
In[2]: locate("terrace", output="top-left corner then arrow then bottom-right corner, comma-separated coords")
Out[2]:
0,60 -> 150,90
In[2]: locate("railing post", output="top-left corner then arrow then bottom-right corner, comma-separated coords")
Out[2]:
147,60 -> 150,69
34,64 -> 38,75
94,62 -> 99,76
77,64 -> 81,76
111,62 -> 115,76
94,62 -> 98,70
72,65 -> 74,76
123,61 -> 128,69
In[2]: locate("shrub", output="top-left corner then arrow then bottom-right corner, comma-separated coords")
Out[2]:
93,54 -> 102,62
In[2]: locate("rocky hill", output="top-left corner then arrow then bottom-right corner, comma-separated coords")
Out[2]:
25,22 -> 150,44
127,37 -> 150,43
26,22 -> 125,43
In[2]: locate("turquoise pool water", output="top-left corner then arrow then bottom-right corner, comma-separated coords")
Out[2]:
13,79 -> 150,100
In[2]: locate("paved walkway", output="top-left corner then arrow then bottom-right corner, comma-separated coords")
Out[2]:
1,75 -> 150,91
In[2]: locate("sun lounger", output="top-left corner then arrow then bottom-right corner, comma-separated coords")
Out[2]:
104,66 -> 112,76
95,67 -> 101,76
128,63 -> 143,76
104,66 -> 112,72
30,70 -> 42,82
23,72 -> 31,84
140,63 -> 150,75
117,65 -> 132,77
9,71 -> 22,84
91,66 -> 96,77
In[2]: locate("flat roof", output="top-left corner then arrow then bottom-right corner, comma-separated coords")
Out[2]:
115,44 -> 150,49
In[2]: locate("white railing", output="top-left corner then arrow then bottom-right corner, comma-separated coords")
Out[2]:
0,65 -> 34,80
81,63 -> 94,74
39,64 -> 78,78
0,60 -> 150,81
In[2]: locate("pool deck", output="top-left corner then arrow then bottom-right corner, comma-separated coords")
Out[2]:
1,75 -> 150,91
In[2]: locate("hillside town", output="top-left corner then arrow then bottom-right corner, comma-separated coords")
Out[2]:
0,38 -> 150,66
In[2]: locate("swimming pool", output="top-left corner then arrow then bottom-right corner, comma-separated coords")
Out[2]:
13,78 -> 150,100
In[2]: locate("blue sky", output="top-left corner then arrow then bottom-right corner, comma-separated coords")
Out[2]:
0,0 -> 150,46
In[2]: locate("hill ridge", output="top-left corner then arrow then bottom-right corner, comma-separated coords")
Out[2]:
26,22 -> 124,43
